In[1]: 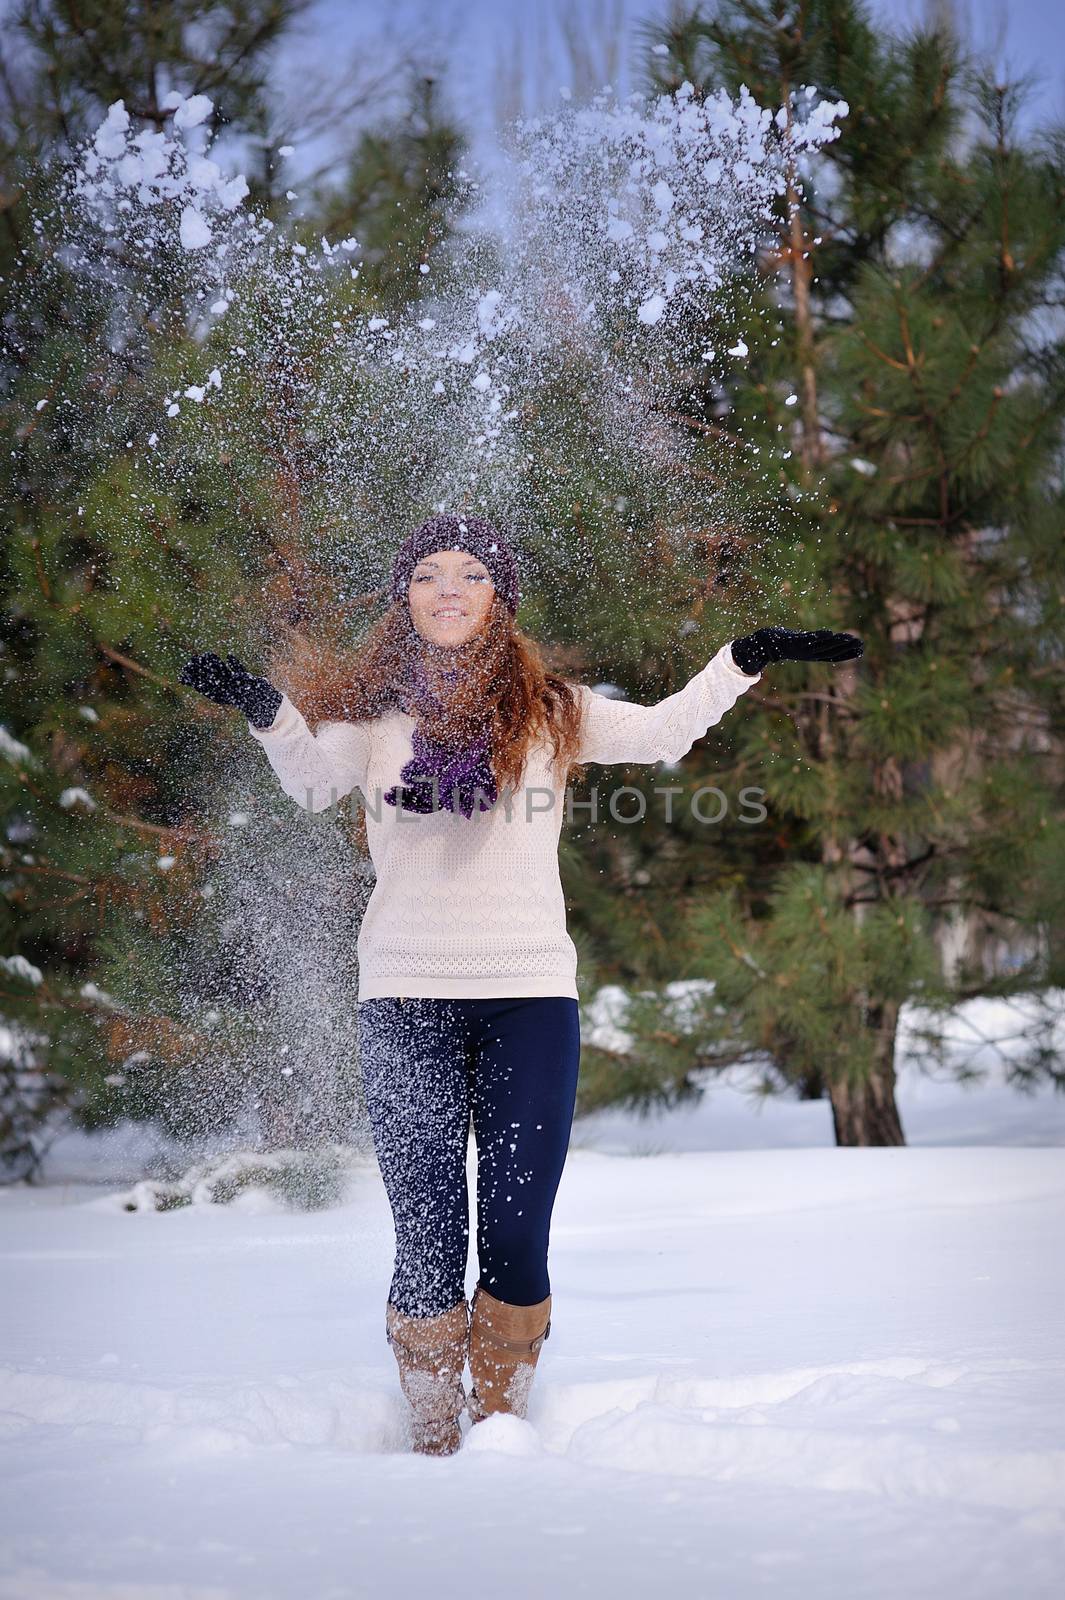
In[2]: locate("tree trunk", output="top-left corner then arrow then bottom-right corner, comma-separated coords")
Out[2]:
828,998 -> 906,1146
780,92 -> 822,477
828,1069 -> 906,1145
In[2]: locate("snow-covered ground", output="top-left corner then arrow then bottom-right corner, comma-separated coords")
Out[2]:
2,1132 -> 1063,1598
3,990 -> 1063,1597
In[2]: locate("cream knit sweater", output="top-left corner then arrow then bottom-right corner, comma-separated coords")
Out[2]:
248,641 -> 761,1001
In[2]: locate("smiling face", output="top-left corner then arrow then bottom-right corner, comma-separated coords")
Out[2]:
407,546 -> 496,647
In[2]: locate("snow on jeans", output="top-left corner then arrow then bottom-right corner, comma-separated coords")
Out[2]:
357,995 -> 581,1317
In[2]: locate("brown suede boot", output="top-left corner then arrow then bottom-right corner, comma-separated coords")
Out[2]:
467,1283 -> 552,1423
385,1296 -> 470,1456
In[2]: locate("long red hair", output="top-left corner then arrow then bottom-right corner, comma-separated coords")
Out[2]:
258,549 -> 587,799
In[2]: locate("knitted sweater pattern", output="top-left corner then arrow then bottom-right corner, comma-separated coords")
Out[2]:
248,641 -> 761,1001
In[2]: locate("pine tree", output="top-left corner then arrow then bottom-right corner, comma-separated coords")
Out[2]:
0,3 -> 472,1176
571,0 -> 1065,1144
310,73 -> 470,315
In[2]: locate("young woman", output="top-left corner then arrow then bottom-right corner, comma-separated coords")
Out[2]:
180,512 -> 863,1457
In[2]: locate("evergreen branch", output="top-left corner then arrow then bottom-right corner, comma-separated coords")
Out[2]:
895,297 -> 952,523
856,331 -> 910,373
751,689 -> 862,714
28,534 -> 52,600
103,813 -> 217,844
5,861 -> 97,887
909,201 -> 996,287
942,344 -> 986,408
742,691 -> 802,732
718,925 -> 767,980
188,5 -> 305,104
33,890 -> 93,913
47,6 -> 127,113
0,984 -> 125,1017
95,642 -> 173,688
862,512 -> 968,528
658,407 -> 748,451
846,843 -> 938,881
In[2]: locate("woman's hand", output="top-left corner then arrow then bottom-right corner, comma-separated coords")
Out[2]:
731,627 -> 864,677
179,652 -> 283,730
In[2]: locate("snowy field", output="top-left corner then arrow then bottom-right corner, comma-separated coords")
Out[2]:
2,1051 -> 1064,1599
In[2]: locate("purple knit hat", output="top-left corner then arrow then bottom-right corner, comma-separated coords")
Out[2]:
390,513 -> 520,616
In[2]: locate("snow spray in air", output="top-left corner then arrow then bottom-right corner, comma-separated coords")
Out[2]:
17,78 -> 846,1182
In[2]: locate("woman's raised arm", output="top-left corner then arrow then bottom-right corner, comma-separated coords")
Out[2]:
180,650 -> 371,814
575,641 -> 761,766
247,695 -> 372,814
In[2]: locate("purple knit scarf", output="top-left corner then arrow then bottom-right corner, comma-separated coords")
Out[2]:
384,655 -> 498,819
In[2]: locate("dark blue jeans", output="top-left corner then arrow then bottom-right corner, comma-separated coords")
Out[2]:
357,995 -> 581,1317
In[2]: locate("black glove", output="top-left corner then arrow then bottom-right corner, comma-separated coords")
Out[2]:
179,652 -> 283,730
731,627 -> 864,677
